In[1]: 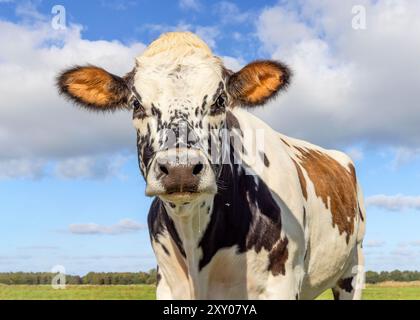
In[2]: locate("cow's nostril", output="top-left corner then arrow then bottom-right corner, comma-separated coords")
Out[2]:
192,163 -> 204,175
159,164 -> 169,175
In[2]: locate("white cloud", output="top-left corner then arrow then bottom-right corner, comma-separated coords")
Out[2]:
391,147 -> 420,168
54,155 -> 129,180
398,240 -> 420,248
17,245 -> 60,250
0,17 -> 145,179
345,147 -> 364,161
179,0 -> 201,11
365,240 -> 386,248
59,254 -> 153,260
69,219 -> 146,235
0,158 -> 46,179
194,26 -> 220,48
366,194 -> 420,211
389,248 -> 415,257
15,1 -> 45,22
100,0 -> 137,11
253,0 -> 420,150
213,2 -> 251,24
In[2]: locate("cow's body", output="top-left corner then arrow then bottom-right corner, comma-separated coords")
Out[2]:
57,31 -> 366,300
149,108 -> 365,300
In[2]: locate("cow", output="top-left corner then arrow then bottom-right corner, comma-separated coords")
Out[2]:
56,32 -> 366,300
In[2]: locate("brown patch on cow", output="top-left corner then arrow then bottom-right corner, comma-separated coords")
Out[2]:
337,277 -> 354,293
57,65 -> 130,111
280,138 -> 290,147
295,147 -> 358,243
227,60 -> 291,107
292,159 -> 308,200
348,163 -> 357,185
268,237 -> 289,276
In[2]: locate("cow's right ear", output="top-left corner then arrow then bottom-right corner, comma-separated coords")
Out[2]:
56,65 -> 132,112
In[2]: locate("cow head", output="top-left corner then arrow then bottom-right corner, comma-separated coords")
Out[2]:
57,32 -> 290,206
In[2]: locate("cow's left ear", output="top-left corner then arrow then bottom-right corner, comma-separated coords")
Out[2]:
227,60 -> 291,107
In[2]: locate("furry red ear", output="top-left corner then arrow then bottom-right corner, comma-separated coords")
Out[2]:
56,66 -> 131,111
227,60 -> 291,107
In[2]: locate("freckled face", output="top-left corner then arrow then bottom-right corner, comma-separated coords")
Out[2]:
131,60 -> 229,199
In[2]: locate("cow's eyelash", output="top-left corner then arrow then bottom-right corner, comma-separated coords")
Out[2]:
132,98 -> 147,118
214,94 -> 226,107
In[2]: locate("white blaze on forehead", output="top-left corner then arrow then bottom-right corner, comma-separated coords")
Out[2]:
133,32 -> 223,108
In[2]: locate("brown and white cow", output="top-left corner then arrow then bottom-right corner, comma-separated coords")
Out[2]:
56,32 -> 366,299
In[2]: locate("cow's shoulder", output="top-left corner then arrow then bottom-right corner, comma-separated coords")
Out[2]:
278,136 -> 359,244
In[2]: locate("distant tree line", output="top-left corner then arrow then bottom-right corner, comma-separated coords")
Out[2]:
0,270 -> 419,285
0,269 -> 157,285
365,270 -> 420,283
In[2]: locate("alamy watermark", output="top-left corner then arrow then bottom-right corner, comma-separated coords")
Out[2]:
352,5 -> 367,30
151,125 -> 267,176
51,265 -> 66,289
51,5 -> 66,30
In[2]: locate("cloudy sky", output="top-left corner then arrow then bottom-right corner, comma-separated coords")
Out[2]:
0,0 -> 419,275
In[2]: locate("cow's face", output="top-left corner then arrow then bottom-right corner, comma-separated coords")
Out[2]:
57,32 -> 290,206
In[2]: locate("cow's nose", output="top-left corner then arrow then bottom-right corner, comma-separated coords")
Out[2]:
156,158 -> 205,194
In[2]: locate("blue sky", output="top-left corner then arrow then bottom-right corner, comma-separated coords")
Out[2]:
0,0 -> 420,275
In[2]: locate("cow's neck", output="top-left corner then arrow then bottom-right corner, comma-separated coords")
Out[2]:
162,195 -> 214,299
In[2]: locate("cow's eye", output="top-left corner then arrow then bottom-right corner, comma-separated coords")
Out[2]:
132,99 -> 146,119
215,94 -> 226,109
133,99 -> 141,109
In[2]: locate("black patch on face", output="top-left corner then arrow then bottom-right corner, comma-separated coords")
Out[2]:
137,129 -> 154,175
148,198 -> 186,258
201,95 -> 208,111
212,82 -> 224,102
210,82 -> 226,116
210,94 -> 227,116
198,113 -> 288,275
226,111 -> 242,135
151,103 -> 162,120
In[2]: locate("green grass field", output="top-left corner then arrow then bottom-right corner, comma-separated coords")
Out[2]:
0,284 -> 156,300
317,282 -> 420,300
0,282 -> 419,300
